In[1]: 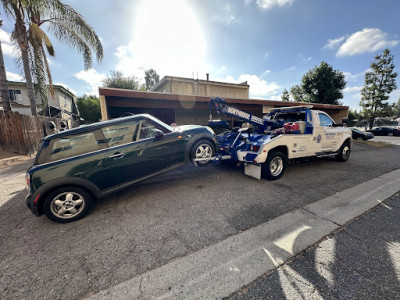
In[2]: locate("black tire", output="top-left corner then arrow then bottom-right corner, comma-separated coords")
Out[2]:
262,151 -> 286,180
43,186 -> 93,223
335,142 -> 351,162
190,139 -> 215,167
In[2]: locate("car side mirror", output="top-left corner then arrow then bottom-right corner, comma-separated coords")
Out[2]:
154,129 -> 164,139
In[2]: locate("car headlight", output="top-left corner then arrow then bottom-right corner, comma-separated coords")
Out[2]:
25,173 -> 30,192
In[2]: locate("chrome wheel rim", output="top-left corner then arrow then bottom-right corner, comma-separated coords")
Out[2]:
195,144 -> 212,163
50,192 -> 85,219
342,146 -> 350,160
270,156 -> 283,176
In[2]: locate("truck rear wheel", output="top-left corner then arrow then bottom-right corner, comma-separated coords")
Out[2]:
262,151 -> 286,180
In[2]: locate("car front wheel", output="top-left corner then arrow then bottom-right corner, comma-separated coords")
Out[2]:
43,186 -> 93,223
190,139 -> 215,167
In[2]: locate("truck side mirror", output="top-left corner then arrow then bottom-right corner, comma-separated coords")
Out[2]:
342,118 -> 349,126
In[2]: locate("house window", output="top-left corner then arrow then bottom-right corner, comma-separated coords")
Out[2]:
8,89 -> 21,102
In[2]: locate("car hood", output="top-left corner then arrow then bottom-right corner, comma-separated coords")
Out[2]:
174,124 -> 215,135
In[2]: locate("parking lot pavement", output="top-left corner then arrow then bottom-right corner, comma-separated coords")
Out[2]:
0,142 -> 400,299
371,136 -> 400,145
88,170 -> 400,299
229,192 -> 400,300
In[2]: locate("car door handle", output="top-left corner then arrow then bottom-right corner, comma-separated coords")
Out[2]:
110,152 -> 124,159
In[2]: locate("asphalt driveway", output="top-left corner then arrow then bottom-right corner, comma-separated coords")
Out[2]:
1,142 -> 400,299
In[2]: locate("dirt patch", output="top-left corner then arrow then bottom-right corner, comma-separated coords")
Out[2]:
0,150 -> 20,160
353,140 -> 392,148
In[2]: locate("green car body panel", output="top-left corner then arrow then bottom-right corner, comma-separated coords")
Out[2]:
25,114 -> 217,217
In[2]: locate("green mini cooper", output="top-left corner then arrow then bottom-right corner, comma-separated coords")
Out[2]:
26,114 -> 217,223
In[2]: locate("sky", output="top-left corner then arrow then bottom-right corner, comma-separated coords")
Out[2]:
1,0 -> 400,110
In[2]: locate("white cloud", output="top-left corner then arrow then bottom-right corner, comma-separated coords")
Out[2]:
0,29 -> 19,58
0,29 -> 11,44
6,71 -> 23,81
256,0 -> 294,10
262,69 -> 271,77
337,28 -> 398,57
324,36 -> 347,49
223,74 -> 281,98
75,69 -> 106,95
344,86 -> 363,93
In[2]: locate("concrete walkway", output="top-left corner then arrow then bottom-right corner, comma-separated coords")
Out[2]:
89,169 -> 400,300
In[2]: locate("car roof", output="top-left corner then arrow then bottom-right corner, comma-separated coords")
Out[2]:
43,114 -> 153,141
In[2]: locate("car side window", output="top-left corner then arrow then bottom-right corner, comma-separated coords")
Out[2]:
101,120 -> 140,147
47,132 -> 100,163
138,120 -> 159,140
319,113 -> 334,127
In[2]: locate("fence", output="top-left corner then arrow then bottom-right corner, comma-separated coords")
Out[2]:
0,111 -> 62,155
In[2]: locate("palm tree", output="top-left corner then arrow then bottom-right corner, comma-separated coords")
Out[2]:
0,19 -> 11,111
1,0 -> 103,115
2,0 -> 37,114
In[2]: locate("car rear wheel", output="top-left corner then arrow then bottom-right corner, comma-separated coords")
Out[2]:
190,139 -> 215,167
262,151 -> 286,180
43,186 -> 93,223
335,142 -> 351,162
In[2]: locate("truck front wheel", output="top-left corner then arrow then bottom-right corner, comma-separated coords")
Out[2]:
335,142 -> 351,162
262,151 -> 286,180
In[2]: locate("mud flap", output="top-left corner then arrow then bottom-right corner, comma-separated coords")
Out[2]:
244,163 -> 261,180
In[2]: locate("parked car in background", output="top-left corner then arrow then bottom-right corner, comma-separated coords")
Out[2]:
350,128 -> 374,140
366,127 -> 400,136
25,114 -> 217,223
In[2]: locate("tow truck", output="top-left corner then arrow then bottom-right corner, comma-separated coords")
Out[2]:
208,97 -> 352,180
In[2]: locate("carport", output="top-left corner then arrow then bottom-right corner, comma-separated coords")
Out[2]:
99,87 -> 349,125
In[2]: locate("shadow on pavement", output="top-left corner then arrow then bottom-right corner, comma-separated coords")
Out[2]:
230,193 -> 400,299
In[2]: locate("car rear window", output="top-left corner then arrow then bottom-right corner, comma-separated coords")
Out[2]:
45,132 -> 100,163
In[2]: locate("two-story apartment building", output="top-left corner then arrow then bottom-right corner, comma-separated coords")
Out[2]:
3,81 -> 79,127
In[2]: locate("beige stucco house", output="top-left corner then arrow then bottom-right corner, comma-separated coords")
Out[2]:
2,81 -> 79,127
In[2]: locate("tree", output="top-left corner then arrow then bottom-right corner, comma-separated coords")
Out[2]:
76,95 -> 101,123
2,0 -> 103,115
290,84 -> 306,102
300,62 -> 346,105
0,19 -> 11,111
393,98 -> 400,118
360,49 -> 397,129
2,0 -> 38,114
103,71 -> 140,90
144,68 -> 159,90
281,88 -> 290,101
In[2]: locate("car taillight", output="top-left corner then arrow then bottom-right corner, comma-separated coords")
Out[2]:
25,173 -> 30,192
251,145 -> 260,152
